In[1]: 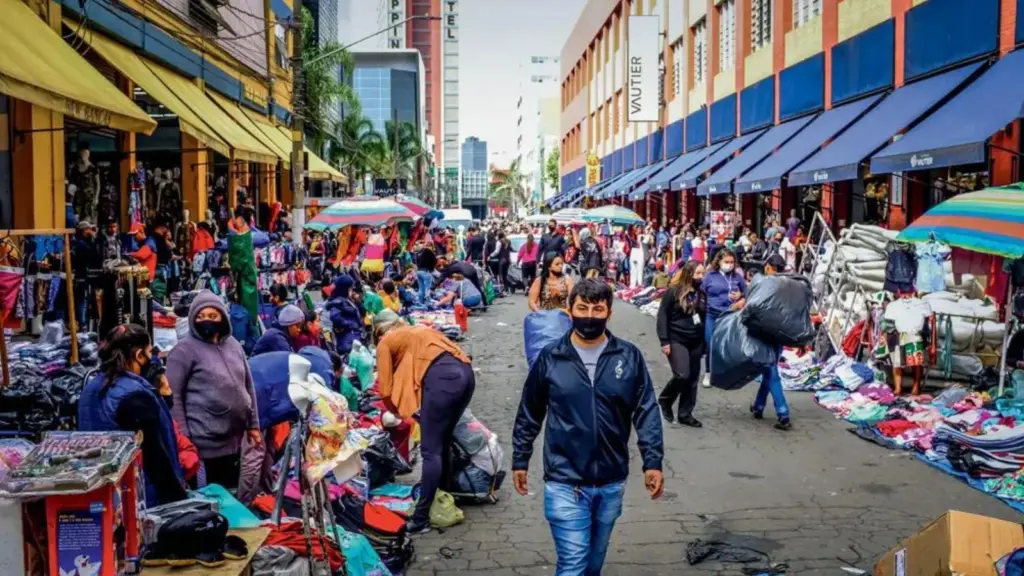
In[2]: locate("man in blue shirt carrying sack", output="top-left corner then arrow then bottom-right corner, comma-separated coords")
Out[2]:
512,279 -> 665,575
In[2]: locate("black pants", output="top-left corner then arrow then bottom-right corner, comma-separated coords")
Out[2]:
201,453 -> 241,489
521,262 -> 537,290
659,341 -> 703,419
412,353 -> 476,523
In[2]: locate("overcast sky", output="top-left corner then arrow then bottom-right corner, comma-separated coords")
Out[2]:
346,0 -> 585,166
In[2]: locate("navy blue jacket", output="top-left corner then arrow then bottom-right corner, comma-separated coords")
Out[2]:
701,268 -> 747,319
512,332 -> 664,486
251,327 -> 293,356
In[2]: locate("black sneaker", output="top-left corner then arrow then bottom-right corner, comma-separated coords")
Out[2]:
406,519 -> 431,535
749,405 -> 764,420
677,416 -> 703,428
774,418 -> 792,431
658,401 -> 674,423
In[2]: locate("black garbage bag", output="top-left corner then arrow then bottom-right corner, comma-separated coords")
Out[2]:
50,365 -> 91,426
0,368 -> 57,433
362,432 -> 412,488
741,274 -> 815,347
710,313 -> 777,391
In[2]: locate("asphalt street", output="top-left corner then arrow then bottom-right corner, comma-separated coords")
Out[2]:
407,295 -> 1020,575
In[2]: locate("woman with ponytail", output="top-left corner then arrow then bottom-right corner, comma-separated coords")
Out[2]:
79,324 -> 187,506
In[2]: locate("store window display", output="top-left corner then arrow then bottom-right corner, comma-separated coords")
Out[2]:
68,146 -> 101,225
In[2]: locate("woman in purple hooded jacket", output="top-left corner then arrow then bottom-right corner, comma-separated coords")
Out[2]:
165,290 -> 261,489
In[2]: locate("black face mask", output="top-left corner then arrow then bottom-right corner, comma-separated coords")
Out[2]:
548,226 -> 556,232
693,278 -> 703,288
194,320 -> 222,341
138,354 -> 154,382
572,315 -> 607,340
550,269 -> 564,277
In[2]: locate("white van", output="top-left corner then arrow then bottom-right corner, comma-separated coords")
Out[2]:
440,208 -> 474,231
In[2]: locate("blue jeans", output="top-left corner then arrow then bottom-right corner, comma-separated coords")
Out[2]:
462,293 -> 482,308
544,481 -> 626,575
704,314 -> 718,374
416,270 -> 433,303
753,345 -> 790,419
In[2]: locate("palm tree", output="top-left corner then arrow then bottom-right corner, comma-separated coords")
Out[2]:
332,105 -> 383,194
491,158 -> 529,213
367,120 -> 424,183
300,7 -> 357,153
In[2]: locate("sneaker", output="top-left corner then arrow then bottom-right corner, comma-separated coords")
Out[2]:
702,373 -> 711,388
658,401 -> 674,423
749,405 -> 764,420
677,416 -> 703,428
774,418 -> 792,431
405,519 -> 431,535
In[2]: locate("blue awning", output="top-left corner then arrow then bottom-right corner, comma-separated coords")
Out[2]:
589,171 -> 631,199
610,163 -> 661,199
734,94 -> 882,193
697,114 -> 817,196
627,160 -> 672,200
675,130 -> 766,190
870,50 -> 1024,174
644,148 -> 715,192
601,165 -> 648,199
790,63 -> 982,186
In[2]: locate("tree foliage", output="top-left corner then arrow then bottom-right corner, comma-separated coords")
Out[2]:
544,148 -> 561,193
491,158 -> 529,210
300,7 -> 356,153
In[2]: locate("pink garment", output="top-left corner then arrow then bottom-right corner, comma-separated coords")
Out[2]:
517,242 -> 539,264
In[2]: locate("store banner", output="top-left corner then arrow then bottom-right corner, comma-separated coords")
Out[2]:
627,15 -> 660,123
586,153 -> 601,187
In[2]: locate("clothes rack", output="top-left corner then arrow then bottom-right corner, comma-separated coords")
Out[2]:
0,228 -> 79,388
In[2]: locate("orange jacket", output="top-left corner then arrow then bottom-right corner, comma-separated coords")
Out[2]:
376,325 -> 470,418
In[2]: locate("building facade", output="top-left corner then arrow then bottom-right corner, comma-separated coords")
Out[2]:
350,51 -> 426,137
304,0 -> 341,131
516,56 -> 561,207
462,137 -> 488,171
558,0 -> 1024,231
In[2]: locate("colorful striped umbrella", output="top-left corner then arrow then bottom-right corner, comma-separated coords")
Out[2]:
896,184 -> 1024,258
582,205 -> 645,226
551,208 -> 590,225
306,197 -> 417,230
394,194 -> 444,220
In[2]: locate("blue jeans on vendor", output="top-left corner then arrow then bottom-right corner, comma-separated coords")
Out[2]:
544,480 -> 626,576
416,270 -> 434,303
703,314 -> 718,374
753,345 -> 790,421
461,293 -> 482,308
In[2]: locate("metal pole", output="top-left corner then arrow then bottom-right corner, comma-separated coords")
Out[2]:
290,18 -> 306,243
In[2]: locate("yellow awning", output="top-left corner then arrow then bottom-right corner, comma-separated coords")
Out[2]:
207,92 -> 288,165
274,127 -> 346,184
73,27 -> 277,164
0,0 -> 155,133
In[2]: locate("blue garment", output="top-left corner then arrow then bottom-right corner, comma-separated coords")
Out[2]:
251,327 -> 293,356
416,270 -> 434,303
704,314 -> 717,373
78,372 -> 184,507
682,238 -> 693,262
914,241 -> 950,294
462,292 -> 482,308
325,296 -> 363,355
701,269 -> 747,319
513,332 -> 664,486
544,480 -> 625,575
230,303 -> 259,354
249,347 -> 335,430
753,346 -> 789,419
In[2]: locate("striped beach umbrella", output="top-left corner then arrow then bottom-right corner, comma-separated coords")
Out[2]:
306,197 -> 418,230
582,205 -> 645,226
896,184 -> 1024,259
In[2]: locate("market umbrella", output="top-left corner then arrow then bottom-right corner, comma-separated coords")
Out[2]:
896,184 -> 1024,259
394,194 -> 444,220
551,208 -> 590,225
305,197 -> 418,231
583,205 -> 645,226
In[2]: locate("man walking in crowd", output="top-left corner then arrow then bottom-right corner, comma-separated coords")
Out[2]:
539,219 -> 567,259
512,279 -> 664,575
465,226 -> 486,265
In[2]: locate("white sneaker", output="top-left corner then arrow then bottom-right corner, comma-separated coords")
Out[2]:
702,373 -> 711,388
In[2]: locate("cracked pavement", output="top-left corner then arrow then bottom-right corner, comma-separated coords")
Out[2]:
407,296 -> 1021,575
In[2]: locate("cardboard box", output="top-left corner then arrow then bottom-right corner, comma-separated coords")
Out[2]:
875,510 -> 1024,576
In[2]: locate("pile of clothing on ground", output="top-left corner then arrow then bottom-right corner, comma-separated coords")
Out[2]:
406,310 -> 463,341
614,285 -> 668,317
814,381 -> 1024,511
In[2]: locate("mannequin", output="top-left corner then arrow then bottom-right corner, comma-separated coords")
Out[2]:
158,168 -> 183,227
70,147 -> 100,224
175,209 -> 196,257
629,231 -> 646,289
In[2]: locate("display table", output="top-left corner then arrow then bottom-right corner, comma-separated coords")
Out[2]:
142,527 -> 270,576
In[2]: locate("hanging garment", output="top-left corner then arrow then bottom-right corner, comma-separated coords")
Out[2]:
0,267 -> 25,314
884,246 -> 917,295
914,241 -> 951,294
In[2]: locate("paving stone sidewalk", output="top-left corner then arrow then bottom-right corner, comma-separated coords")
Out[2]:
407,297 -> 1020,575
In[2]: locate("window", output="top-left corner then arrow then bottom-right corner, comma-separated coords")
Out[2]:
793,0 -> 820,28
751,0 -> 772,51
613,93 -> 620,134
718,0 -> 736,71
613,15 -> 620,51
692,18 -> 707,84
671,38 -> 683,98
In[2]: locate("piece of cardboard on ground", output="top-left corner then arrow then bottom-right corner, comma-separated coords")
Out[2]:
143,527 -> 270,576
874,510 -> 1024,576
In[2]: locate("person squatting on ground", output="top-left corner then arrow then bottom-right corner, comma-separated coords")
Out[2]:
656,260 -> 707,428
373,313 -> 476,534
513,279 -> 664,576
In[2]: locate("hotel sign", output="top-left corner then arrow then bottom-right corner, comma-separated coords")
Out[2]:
627,15 -> 660,123
388,0 -> 405,49
444,0 -> 458,42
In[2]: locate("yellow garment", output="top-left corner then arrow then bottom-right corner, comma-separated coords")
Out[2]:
1,5 -> 154,133
379,291 -> 402,313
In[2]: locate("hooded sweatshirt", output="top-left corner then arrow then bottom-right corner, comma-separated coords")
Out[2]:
324,275 -> 363,355
165,290 -> 259,459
